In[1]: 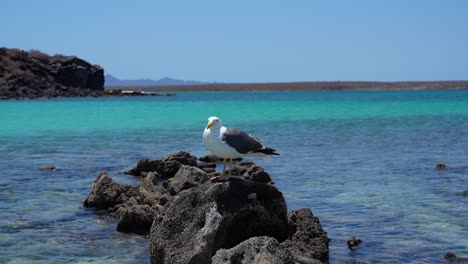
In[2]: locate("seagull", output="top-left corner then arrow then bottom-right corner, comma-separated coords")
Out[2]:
202,116 -> 279,181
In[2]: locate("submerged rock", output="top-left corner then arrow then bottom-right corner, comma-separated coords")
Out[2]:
445,252 -> 458,262
347,236 -> 362,251
445,252 -> 468,262
435,163 -> 448,170
39,165 -> 57,171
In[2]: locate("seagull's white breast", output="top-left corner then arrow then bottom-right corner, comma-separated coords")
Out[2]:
203,126 -> 244,158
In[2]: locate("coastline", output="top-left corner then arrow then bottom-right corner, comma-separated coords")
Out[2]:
106,80 -> 468,92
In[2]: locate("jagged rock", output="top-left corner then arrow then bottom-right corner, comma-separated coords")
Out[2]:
243,165 -> 272,184
232,161 -> 273,184
282,209 -> 329,262
83,172 -> 131,210
111,173 -> 168,234
150,180 -> 290,264
166,165 -> 210,195
163,151 -> 198,167
115,204 -> 159,235
126,151 -> 197,178
212,236 -> 299,264
125,158 -> 180,178
0,48 -> 104,99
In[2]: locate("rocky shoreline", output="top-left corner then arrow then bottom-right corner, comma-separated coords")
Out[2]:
84,151 -> 329,264
0,48 -> 105,99
0,48 -> 178,100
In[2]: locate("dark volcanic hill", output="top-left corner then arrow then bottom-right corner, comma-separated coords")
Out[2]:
0,48 -> 104,99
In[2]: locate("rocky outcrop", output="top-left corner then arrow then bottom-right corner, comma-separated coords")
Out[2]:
83,172 -> 131,210
150,180 -> 291,264
84,151 -> 329,263
0,48 -> 104,99
125,151 -> 198,178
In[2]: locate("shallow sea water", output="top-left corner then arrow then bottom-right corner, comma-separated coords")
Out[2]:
0,90 -> 467,263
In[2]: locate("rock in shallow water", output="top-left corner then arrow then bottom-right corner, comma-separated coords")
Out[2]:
83,172 -> 131,210
84,151 -> 329,263
39,165 -> 57,171
346,236 -> 362,251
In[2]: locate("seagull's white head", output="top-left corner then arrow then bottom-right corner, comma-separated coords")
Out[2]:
206,116 -> 222,129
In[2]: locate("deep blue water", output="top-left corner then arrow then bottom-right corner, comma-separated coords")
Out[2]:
0,90 -> 467,263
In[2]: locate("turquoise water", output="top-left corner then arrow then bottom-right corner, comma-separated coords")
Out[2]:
0,91 -> 467,263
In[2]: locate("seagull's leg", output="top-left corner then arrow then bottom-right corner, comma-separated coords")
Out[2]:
212,158 -> 231,182
229,158 -> 233,177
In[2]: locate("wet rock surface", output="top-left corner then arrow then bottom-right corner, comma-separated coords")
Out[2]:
346,236 -> 362,251
0,48 -> 104,99
39,165 -> 57,171
84,151 -> 329,263
435,163 -> 448,169
445,252 -> 468,263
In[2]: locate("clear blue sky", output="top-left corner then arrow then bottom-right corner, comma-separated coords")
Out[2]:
2,0 -> 468,82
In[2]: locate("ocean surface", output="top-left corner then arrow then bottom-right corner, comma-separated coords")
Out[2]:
0,90 -> 467,263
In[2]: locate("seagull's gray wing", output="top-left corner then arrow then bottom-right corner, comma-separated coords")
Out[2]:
222,128 -> 264,154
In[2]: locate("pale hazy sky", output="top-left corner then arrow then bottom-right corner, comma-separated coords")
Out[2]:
2,0 -> 468,82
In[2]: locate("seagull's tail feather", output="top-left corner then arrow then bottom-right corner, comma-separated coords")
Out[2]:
253,148 -> 280,156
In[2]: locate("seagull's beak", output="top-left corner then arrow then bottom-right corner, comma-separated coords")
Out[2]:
206,121 -> 213,129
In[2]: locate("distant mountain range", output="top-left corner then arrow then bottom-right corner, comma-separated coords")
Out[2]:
105,74 -> 208,87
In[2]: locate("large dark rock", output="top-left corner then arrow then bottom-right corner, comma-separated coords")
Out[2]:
282,209 -> 329,262
150,179 -> 328,263
0,47 -> 104,99
211,209 -> 329,264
